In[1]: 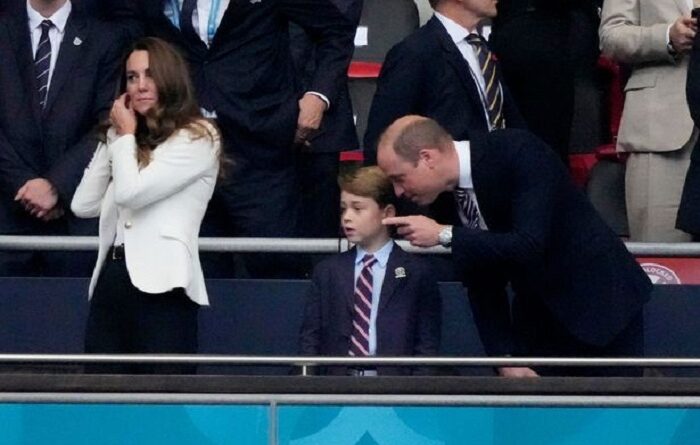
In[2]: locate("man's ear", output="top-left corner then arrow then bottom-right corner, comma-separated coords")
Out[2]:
418,148 -> 436,168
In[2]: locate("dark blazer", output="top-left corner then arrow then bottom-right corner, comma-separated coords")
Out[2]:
299,243 -> 441,375
435,129 -> 652,355
288,0 -> 361,153
111,0 -> 356,165
677,30 -> 700,235
363,16 -> 526,164
0,5 -> 124,233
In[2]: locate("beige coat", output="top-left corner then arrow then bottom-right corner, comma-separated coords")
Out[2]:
599,0 -> 695,152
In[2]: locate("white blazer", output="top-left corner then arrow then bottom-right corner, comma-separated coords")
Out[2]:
71,123 -> 220,306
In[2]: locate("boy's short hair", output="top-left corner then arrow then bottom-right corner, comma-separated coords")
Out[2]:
339,166 -> 395,208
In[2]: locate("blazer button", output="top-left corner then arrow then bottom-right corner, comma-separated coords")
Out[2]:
124,221 -> 132,229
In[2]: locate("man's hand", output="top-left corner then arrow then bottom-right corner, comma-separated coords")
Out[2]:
498,366 -> 539,378
669,16 -> 697,54
294,93 -> 327,145
15,178 -> 59,219
40,205 -> 64,222
110,93 -> 137,136
383,215 -> 446,247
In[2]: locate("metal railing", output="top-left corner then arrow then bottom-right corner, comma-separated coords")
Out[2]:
2,354 -> 700,375
0,236 -> 698,256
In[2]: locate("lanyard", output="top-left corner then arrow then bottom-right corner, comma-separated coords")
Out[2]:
168,0 -> 222,44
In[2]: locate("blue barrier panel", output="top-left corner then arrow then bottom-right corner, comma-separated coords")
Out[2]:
2,402 -> 700,444
0,403 -> 269,445
278,406 -> 700,445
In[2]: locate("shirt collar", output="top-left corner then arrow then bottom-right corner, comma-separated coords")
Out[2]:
355,240 -> 394,268
454,140 -> 473,189
434,11 -> 476,44
27,0 -> 72,34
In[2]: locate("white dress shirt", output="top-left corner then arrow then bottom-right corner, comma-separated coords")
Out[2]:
27,0 -> 72,92
434,12 -> 497,130
454,140 -> 487,230
354,240 -> 394,356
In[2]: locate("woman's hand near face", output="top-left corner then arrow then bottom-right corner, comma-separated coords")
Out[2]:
110,93 -> 137,136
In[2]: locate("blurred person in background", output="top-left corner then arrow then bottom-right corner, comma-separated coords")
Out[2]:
0,0 -> 125,276
600,0 -> 697,242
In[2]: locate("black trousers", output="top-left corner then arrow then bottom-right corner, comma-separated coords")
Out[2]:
84,246 -> 199,374
513,294 -> 644,377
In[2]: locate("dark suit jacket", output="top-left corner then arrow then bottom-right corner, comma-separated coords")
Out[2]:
434,129 -> 652,356
0,5 -> 124,233
288,0 -> 361,153
677,31 -> 700,235
363,16 -> 526,164
110,0 -> 356,165
299,243 -> 441,375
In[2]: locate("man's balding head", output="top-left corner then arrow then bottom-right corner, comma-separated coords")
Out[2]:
377,115 -> 453,164
376,116 -> 458,206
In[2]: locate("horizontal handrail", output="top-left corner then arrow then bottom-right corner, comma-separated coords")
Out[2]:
0,236 -> 696,256
2,354 -> 700,368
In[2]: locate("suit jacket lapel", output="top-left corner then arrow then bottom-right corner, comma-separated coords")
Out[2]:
469,131 -> 495,225
43,13 -> 86,116
378,244 -> 405,311
428,17 -> 488,127
341,248 -> 357,321
209,0 -> 240,50
7,12 -> 42,126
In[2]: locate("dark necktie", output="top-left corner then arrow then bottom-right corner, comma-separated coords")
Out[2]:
34,19 -> 53,110
349,254 -> 378,357
455,187 -> 482,229
180,0 -> 201,43
466,33 -> 504,130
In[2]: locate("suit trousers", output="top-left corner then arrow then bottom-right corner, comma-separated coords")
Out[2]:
84,246 -> 199,374
625,133 -> 695,242
512,293 -> 644,377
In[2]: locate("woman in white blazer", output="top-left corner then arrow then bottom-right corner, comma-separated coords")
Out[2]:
71,38 -> 221,374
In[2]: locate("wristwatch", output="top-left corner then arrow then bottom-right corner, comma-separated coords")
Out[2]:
438,225 -> 453,247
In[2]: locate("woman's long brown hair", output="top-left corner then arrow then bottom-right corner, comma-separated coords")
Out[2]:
100,37 -> 223,170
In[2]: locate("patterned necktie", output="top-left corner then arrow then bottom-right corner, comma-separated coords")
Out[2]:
466,33 -> 504,130
180,0 -> 201,43
34,19 -> 53,110
349,254 -> 378,357
454,187 -> 481,229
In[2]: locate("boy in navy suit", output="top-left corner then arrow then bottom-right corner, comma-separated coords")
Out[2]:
299,166 -> 441,376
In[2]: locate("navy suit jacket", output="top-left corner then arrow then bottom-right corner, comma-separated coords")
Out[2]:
0,5 -> 124,233
433,129 -> 652,355
110,0 -> 356,165
299,243 -> 441,375
288,0 -> 361,153
363,16 -> 526,164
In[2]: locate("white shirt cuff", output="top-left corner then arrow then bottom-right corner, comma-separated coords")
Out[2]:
305,91 -> 330,109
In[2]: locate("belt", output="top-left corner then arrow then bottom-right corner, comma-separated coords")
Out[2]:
347,367 -> 377,377
111,244 -> 125,260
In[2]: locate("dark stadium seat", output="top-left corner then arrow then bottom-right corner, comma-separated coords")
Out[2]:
351,0 -> 419,64
0,277 -> 698,376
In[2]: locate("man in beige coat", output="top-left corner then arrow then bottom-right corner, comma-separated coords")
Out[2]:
600,0 -> 697,241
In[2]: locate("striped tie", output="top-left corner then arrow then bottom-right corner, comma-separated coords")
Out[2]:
349,254 -> 378,357
34,20 -> 53,110
466,33 -> 504,130
455,187 -> 481,229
